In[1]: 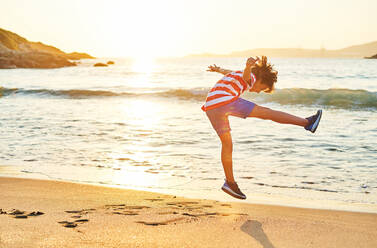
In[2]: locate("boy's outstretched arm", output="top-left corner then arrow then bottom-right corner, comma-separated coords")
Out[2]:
207,64 -> 232,75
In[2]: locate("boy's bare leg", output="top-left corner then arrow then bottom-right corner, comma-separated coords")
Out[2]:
249,105 -> 309,127
219,132 -> 235,183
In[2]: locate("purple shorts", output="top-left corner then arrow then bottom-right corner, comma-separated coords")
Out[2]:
205,98 -> 256,137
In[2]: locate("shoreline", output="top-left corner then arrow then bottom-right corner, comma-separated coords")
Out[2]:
1,165 -> 376,214
1,176 -> 377,247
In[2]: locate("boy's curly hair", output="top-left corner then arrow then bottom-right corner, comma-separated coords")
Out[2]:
251,56 -> 278,93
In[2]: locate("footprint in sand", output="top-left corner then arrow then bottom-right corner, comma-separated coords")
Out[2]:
8,209 -> 25,215
58,221 -> 78,228
74,219 -> 89,223
5,209 -> 45,219
105,205 -> 150,211
65,210 -> 82,214
58,219 -> 89,228
136,217 -> 186,226
144,198 -> 164,202
100,201 -> 247,227
27,211 -> 44,216
182,212 -> 217,217
166,201 -> 200,205
112,211 -> 139,216
157,211 -> 179,215
220,204 -> 232,207
64,208 -> 96,216
14,215 -> 28,219
126,206 -> 150,210
59,208 -> 96,229
104,204 -> 126,207
103,204 -> 152,216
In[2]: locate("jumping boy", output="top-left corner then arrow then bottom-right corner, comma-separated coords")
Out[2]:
202,56 -> 322,199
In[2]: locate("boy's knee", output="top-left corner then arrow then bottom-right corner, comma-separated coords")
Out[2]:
219,133 -> 232,148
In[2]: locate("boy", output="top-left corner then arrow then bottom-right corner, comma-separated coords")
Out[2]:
202,56 -> 322,199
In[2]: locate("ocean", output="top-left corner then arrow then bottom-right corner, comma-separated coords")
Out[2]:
1,57 -> 376,212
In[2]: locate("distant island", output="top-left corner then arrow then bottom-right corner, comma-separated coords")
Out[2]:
0,28 -> 94,69
187,41 -> 377,59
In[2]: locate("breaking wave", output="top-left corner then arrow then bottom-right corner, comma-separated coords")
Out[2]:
1,86 -> 377,110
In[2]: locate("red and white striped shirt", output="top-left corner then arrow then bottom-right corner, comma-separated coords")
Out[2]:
201,70 -> 256,111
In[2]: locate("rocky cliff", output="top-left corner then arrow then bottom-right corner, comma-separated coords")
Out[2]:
0,28 -> 94,69
365,54 -> 377,59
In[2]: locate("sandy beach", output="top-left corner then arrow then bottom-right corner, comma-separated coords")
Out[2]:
2,1 -> 377,247
0,177 -> 376,248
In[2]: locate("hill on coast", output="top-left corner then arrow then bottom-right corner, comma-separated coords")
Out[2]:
188,41 -> 377,58
0,28 -> 94,69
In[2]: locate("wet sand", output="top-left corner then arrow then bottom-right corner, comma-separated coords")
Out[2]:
0,177 -> 376,248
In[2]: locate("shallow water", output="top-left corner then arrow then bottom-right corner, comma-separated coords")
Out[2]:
1,57 -> 376,212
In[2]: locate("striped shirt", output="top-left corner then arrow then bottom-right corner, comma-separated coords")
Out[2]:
201,70 -> 256,111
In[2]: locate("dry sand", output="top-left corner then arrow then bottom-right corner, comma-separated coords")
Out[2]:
0,177 -> 376,248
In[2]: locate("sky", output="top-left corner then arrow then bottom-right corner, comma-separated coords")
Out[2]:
1,0 -> 377,58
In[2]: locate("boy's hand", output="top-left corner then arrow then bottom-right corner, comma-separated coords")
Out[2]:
207,64 -> 220,72
246,56 -> 259,67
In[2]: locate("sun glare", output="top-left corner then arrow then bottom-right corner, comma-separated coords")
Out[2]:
132,56 -> 155,73
123,99 -> 162,128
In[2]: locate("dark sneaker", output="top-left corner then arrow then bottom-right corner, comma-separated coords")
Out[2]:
305,110 -> 322,133
221,180 -> 246,199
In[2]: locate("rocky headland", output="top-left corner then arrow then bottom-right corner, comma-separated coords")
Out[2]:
0,28 -> 94,69
365,53 -> 377,59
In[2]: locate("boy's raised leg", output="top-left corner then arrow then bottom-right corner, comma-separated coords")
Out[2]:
248,105 -> 308,127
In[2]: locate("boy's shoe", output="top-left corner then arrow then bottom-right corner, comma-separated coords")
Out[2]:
221,180 -> 246,200
305,110 -> 322,133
